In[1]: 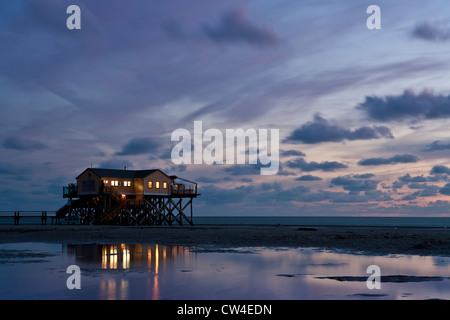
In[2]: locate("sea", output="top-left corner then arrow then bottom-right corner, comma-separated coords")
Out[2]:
195,216 -> 450,228
1,213 -> 450,227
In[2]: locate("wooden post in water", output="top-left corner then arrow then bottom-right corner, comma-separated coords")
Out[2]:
41,211 -> 47,225
14,211 -> 19,225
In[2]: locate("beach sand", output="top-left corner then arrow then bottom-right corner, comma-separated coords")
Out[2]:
0,224 -> 449,256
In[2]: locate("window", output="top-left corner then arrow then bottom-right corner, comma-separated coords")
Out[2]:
124,181 -> 131,187
111,180 -> 118,187
156,181 -> 160,189
163,182 -> 167,189
148,181 -> 152,189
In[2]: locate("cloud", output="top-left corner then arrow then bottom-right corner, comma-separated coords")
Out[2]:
223,164 -> 262,176
116,137 -> 161,156
99,159 -> 133,169
203,8 -> 280,46
439,183 -> 450,196
412,21 -> 450,42
398,174 -> 427,183
284,114 -> 393,144
353,173 -> 375,179
430,165 -> 450,175
286,157 -> 348,172
423,141 -> 450,152
223,161 -> 286,176
196,176 -> 232,183
281,149 -> 306,157
394,171 -> 450,189
3,136 -> 47,151
357,89 -> 450,122
0,161 -> 33,175
200,181 -> 392,207
163,20 -> 191,41
330,176 -> 379,193
401,184 -> 440,200
295,175 -> 323,181
358,154 -> 418,166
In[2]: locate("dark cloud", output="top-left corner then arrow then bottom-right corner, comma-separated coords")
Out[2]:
412,21 -> 450,42
392,181 -> 404,189
200,181 -> 392,207
99,159 -> 133,170
281,149 -> 306,157
286,157 -> 348,172
398,174 -> 427,183
394,171 -> 449,189
430,165 -> 450,175
223,161 -> 285,176
284,114 -> 393,144
196,176 -> 232,183
408,182 -> 430,189
353,173 -> 375,179
358,154 -> 418,166
3,136 -> 47,151
295,175 -> 323,181
403,183 -> 441,198
330,176 -> 379,193
116,137 -> 161,156
423,141 -> 450,152
439,183 -> 450,195
357,89 -> 450,122
224,164 -> 265,176
168,164 -> 187,173
203,8 -> 280,46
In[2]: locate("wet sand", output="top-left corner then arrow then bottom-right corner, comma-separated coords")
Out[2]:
0,224 -> 449,256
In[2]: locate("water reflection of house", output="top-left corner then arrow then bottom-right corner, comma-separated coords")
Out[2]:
65,244 -> 193,271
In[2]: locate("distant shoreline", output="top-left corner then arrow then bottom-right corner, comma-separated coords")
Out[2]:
1,224 -> 449,257
2,215 -> 450,228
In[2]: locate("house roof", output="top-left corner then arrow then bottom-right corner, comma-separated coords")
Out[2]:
77,168 -> 168,179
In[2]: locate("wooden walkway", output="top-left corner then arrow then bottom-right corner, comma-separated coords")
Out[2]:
0,211 -> 58,225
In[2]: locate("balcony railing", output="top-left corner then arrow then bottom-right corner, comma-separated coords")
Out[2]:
63,184 -> 78,198
170,184 -> 197,195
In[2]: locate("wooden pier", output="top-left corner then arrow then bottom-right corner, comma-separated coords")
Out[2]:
0,211 -> 57,225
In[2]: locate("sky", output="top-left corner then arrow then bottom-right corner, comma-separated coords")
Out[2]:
2,0 -> 450,217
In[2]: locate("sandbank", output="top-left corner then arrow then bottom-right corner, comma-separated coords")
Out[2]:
0,224 -> 449,257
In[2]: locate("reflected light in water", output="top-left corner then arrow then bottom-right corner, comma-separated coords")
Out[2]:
6,244 -> 443,300
95,244 -> 189,271
69,244 -> 190,299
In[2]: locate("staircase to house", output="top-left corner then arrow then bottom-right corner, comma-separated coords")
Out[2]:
95,188 -> 126,224
55,198 -> 85,219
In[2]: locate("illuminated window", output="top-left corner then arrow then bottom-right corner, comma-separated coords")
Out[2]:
124,181 -> 131,187
111,180 -> 118,187
156,181 -> 160,189
163,182 -> 167,189
148,181 -> 152,189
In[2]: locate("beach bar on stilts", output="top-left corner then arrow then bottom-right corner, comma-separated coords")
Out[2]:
56,168 -> 199,226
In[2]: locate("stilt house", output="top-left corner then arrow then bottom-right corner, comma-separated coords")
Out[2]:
58,168 -> 199,225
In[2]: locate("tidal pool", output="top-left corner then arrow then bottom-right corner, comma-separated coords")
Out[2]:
0,243 -> 449,299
